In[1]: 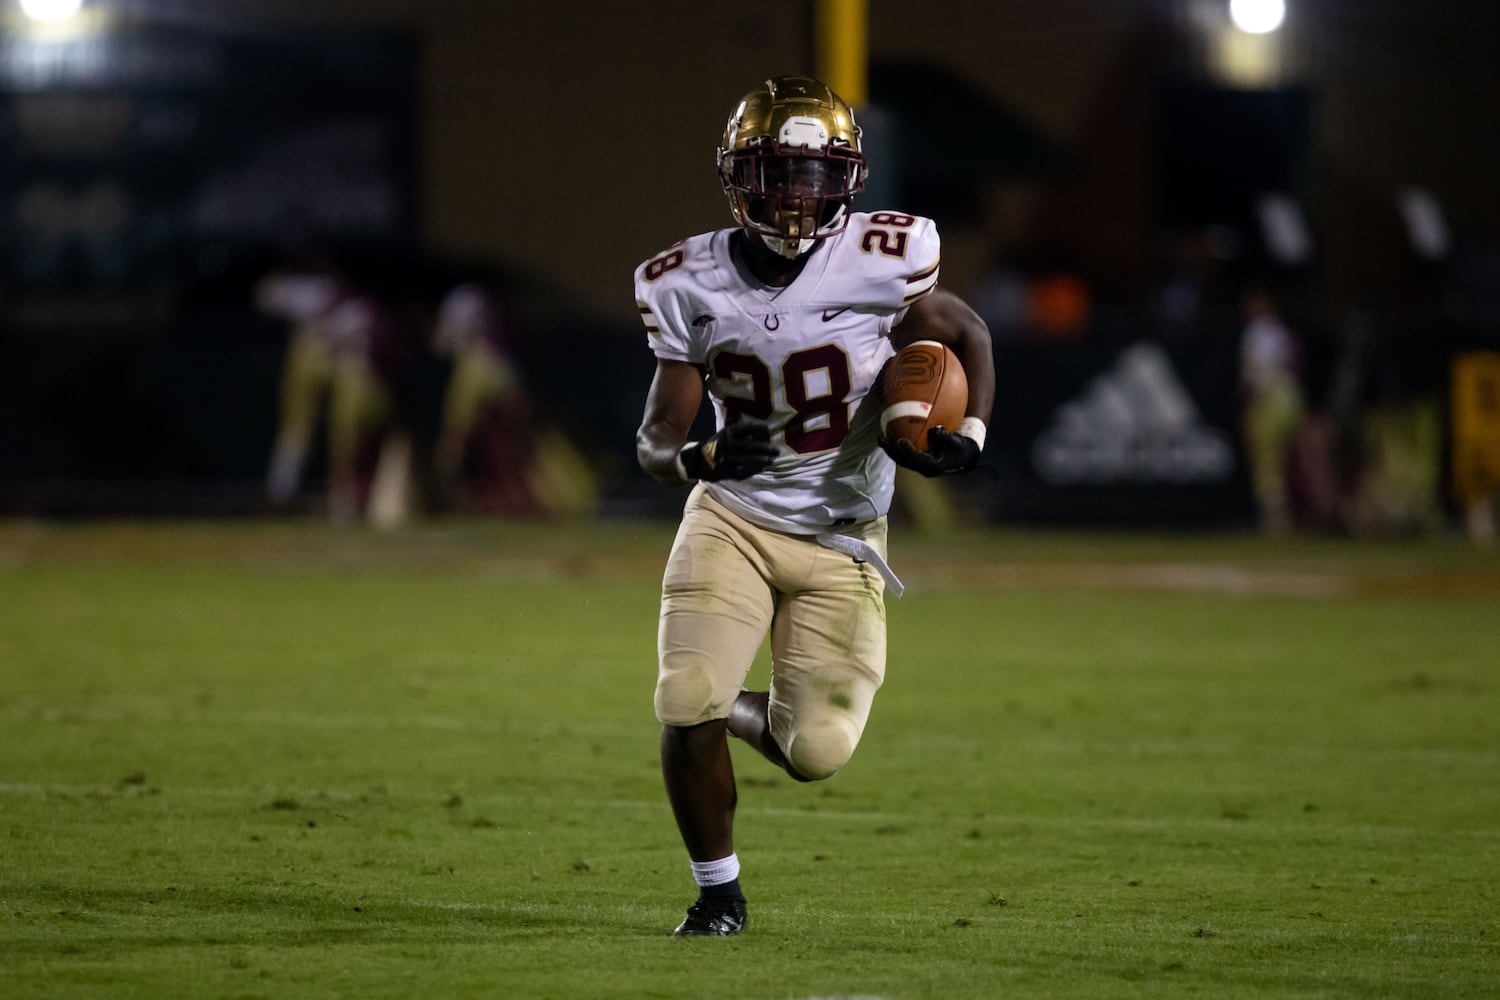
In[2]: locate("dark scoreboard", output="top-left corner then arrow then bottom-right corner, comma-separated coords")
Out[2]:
0,15 -> 418,328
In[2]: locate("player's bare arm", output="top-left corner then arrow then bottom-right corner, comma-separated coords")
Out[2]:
636,359 -> 705,485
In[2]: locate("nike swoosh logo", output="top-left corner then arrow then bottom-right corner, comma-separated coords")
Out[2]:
821,308 -> 849,322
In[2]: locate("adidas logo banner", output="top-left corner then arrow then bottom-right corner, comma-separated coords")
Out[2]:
1031,344 -> 1234,486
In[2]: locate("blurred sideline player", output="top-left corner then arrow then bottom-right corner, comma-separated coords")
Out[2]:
431,271 -> 603,519
1239,289 -> 1306,534
321,283 -> 407,524
634,76 -> 995,936
259,254 -> 344,507
431,277 -> 541,516
260,253 -> 415,523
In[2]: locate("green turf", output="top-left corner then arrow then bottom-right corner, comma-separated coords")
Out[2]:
1,519 -> 1497,998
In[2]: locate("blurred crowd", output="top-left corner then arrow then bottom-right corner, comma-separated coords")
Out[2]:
254,248 -> 598,528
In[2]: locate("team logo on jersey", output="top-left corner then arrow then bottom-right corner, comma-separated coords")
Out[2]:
762,315 -> 780,330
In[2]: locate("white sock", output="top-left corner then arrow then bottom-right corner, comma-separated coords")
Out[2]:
689,853 -> 740,888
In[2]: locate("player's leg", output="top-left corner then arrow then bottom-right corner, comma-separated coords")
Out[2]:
660,720 -> 737,859
436,343 -> 515,508
764,524 -> 888,782
328,356 -> 389,521
1244,381 -> 1302,534
267,328 -> 332,504
656,488 -> 775,934
727,689 -> 804,779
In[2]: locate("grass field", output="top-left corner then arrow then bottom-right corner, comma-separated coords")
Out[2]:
2,518 -> 1497,999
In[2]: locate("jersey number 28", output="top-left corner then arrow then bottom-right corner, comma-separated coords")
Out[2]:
712,345 -> 852,454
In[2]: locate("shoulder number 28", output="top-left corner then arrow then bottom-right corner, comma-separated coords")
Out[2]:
860,212 -> 916,259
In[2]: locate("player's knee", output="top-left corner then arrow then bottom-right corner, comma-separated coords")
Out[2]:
784,719 -> 859,782
654,652 -> 722,726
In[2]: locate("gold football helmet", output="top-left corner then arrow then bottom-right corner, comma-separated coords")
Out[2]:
717,75 -> 867,259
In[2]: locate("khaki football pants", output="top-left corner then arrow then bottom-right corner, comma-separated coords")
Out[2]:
655,486 -> 888,780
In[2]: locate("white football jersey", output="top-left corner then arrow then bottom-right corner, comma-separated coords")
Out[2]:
635,212 -> 941,534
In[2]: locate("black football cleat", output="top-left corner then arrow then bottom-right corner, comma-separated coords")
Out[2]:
672,896 -> 747,936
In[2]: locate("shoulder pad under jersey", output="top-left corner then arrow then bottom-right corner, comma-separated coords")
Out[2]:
814,211 -> 941,312
633,231 -> 722,360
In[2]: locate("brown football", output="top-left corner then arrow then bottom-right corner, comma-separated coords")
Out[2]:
879,340 -> 968,451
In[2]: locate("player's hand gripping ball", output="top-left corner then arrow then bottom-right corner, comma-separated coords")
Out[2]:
880,340 -> 979,477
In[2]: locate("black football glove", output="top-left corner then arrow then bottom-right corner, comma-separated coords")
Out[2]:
883,426 -> 982,478
680,420 -> 778,481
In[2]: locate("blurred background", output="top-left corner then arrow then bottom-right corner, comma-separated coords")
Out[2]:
2,0 -> 1498,539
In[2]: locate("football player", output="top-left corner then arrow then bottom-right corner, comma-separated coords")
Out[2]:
259,253 -> 345,507
431,276 -> 540,517
634,76 -> 995,936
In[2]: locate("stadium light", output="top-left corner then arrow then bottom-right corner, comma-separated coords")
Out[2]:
1229,0 -> 1285,34
19,0 -> 83,22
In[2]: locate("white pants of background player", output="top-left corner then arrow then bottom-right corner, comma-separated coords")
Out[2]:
654,485 -> 888,780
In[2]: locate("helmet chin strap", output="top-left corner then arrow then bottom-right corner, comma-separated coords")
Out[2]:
760,232 -> 816,259
756,204 -> 848,259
